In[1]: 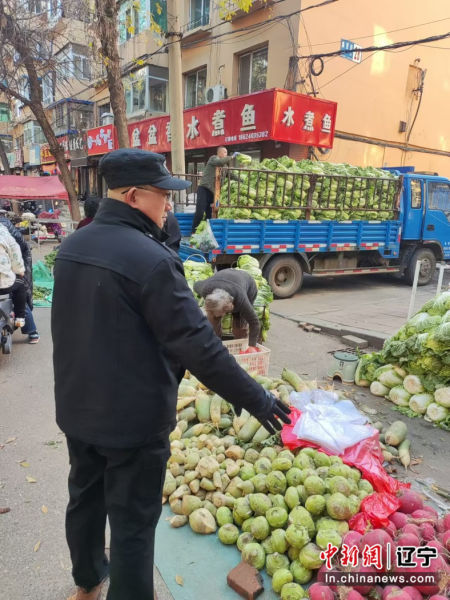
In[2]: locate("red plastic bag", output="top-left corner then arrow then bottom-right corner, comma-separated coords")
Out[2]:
281,408 -> 409,495
349,493 -> 401,533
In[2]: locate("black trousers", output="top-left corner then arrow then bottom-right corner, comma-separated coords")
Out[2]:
191,185 -> 213,232
0,277 -> 26,319
66,436 -> 170,600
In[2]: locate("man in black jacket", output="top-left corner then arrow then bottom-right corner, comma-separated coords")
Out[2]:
51,149 -> 289,600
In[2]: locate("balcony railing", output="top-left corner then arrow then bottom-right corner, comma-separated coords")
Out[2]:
186,12 -> 209,31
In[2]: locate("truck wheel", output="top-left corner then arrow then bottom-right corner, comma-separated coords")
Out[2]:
263,256 -> 303,299
405,248 -> 436,286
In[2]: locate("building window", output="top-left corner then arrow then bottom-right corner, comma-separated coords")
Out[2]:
23,121 -> 46,146
42,73 -> 55,106
123,66 -> 168,115
98,103 -> 111,124
238,46 -> 268,95
185,67 -> 207,108
0,103 -> 9,122
69,104 -> 94,130
410,180 -> 422,209
19,76 -> 30,101
28,0 -> 43,14
118,0 -> 167,43
55,103 -> 66,129
57,44 -> 91,81
428,181 -> 450,213
188,0 -> 210,30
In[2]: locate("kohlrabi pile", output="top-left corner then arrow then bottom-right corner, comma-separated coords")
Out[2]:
355,292 -> 450,430
217,155 -> 400,222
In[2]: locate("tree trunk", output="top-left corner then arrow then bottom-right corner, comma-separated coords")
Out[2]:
95,0 -> 129,148
0,137 -> 11,174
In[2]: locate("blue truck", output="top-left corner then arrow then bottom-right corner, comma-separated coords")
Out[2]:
175,165 -> 450,298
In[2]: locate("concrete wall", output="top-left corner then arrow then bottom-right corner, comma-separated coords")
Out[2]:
299,0 -> 450,175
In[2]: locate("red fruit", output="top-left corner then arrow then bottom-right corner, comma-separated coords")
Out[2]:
436,518 -> 445,534
443,514 -> 450,530
398,490 -> 424,514
345,591 -> 364,600
395,554 -> 447,595
396,533 -> 421,548
419,522 -> 436,541
411,509 -> 438,524
317,564 -> 338,592
359,529 -> 395,572
427,539 -> 446,556
391,512 -> 409,529
382,586 -> 400,600
386,592 -> 413,600
386,520 -> 397,538
308,582 -> 334,600
443,530 -> 450,551
402,524 -> 421,538
343,531 -> 363,548
348,565 -> 377,595
428,596 -> 448,600
401,586 -> 423,600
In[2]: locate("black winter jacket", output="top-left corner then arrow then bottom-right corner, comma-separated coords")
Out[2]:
51,198 -> 270,448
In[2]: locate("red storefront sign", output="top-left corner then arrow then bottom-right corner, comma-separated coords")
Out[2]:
40,136 -> 70,164
87,125 -> 117,156
126,88 -> 337,154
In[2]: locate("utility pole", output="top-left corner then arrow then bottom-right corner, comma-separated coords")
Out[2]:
166,1 -> 185,182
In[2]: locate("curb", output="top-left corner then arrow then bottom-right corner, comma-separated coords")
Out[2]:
271,311 -> 389,349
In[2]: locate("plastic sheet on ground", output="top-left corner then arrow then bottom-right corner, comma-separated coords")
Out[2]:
290,389 -> 375,454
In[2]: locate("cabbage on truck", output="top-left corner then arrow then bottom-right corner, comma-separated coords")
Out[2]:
175,159 -> 450,298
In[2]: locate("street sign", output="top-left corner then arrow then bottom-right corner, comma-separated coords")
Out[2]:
340,39 -> 362,63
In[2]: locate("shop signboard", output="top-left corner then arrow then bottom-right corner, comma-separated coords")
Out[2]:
125,88 -> 337,154
40,136 -> 70,164
86,124 -> 117,156
28,144 -> 41,166
68,131 -> 88,159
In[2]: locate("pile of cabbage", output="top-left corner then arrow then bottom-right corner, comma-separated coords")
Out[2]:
165,435 -> 374,599
218,156 -> 400,222
184,260 -> 214,306
355,291 -> 450,429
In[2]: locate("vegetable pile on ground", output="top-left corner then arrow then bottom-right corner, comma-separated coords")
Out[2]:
173,368 -> 314,446
355,292 -> 450,430
164,437 -> 375,599
217,156 -> 400,222
44,249 -> 58,270
372,421 -> 412,469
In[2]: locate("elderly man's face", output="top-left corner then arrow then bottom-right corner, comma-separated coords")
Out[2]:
217,147 -> 228,159
125,186 -> 173,228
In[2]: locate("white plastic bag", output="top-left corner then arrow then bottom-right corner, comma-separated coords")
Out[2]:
290,389 -> 375,454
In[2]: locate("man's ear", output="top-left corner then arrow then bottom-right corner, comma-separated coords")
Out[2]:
123,187 -> 137,206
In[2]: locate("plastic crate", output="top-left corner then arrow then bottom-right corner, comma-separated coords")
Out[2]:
222,338 -> 270,376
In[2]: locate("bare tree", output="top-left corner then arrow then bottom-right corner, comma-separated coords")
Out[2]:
92,0 -> 129,148
0,138 -> 11,175
0,0 -> 82,220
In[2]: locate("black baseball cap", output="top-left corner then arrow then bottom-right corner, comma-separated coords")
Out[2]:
99,149 -> 191,191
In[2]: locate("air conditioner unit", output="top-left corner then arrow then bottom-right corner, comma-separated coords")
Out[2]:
205,85 -> 227,103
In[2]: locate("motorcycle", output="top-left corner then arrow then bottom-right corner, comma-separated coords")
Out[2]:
0,293 -> 14,354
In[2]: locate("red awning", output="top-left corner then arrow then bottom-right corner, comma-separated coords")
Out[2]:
0,175 -> 69,201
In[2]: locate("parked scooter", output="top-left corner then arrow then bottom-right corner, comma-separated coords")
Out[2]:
0,293 -> 14,354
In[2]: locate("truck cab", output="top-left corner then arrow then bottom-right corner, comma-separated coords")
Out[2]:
386,167 -> 450,284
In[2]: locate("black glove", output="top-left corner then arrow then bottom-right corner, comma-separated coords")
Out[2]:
256,391 -> 291,435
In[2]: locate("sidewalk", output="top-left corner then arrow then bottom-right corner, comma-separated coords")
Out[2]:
272,272 -> 450,344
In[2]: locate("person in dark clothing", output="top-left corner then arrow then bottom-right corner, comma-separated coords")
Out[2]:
163,210 -> 181,252
191,146 -> 237,233
0,211 -> 39,342
76,196 -> 101,230
194,269 -> 261,347
51,149 -> 290,600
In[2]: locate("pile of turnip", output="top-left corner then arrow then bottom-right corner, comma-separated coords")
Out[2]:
314,488 -> 449,600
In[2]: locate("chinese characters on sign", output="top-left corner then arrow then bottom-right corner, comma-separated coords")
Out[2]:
320,543 -> 439,571
119,89 -> 337,153
87,125 -> 117,156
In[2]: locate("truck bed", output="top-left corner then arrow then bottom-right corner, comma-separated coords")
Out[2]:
175,213 -> 401,262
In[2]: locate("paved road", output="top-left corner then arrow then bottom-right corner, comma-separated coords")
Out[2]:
273,269 -> 450,337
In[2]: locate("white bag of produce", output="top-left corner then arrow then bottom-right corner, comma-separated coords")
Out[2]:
291,390 -> 375,454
